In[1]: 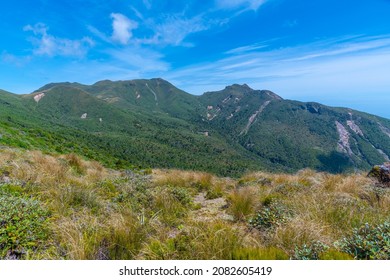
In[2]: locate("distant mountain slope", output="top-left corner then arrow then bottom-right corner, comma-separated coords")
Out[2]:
2,79 -> 390,176
198,84 -> 390,172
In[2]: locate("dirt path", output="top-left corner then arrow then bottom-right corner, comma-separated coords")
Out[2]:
191,192 -> 234,222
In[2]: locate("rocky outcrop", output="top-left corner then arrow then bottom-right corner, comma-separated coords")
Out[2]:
368,162 -> 390,187
335,121 -> 353,156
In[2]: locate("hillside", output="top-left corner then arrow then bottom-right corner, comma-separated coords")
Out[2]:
2,78 -> 390,175
0,148 -> 388,260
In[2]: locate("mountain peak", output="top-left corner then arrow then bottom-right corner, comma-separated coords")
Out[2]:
224,84 -> 253,93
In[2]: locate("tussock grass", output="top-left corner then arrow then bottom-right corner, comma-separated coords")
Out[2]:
153,169 -> 215,191
1,147 -> 389,260
228,187 -> 257,221
142,220 -> 244,260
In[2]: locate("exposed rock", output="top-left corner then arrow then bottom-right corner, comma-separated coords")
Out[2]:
145,83 -> 158,105
192,192 -> 234,222
368,162 -> 390,187
240,100 -> 271,135
33,92 -> 45,103
347,120 -> 364,136
0,175 -> 11,184
378,122 -> 390,139
335,121 -> 353,156
262,90 -> 282,100
222,95 -> 232,104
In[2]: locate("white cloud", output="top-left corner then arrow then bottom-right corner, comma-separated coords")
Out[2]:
216,0 -> 267,11
225,42 -> 268,54
146,15 -> 209,46
24,23 -> 94,57
105,46 -> 169,72
110,13 -> 138,45
166,34 -> 390,102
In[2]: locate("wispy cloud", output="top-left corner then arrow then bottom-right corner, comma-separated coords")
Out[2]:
105,46 -> 169,72
141,14 -> 209,46
216,0 -> 267,11
110,13 -> 138,45
1,51 -> 31,66
166,35 -> 390,97
225,42 -> 268,54
24,23 -> 94,57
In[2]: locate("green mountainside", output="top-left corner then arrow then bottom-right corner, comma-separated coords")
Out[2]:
1,79 -> 390,176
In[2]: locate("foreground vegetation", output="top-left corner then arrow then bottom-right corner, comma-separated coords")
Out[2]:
0,147 -> 389,260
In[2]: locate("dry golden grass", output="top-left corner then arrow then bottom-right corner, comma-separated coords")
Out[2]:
228,186 -> 257,221
153,169 -> 215,189
1,147 -> 389,260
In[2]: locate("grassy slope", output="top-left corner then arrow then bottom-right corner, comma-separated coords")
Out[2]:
0,147 -> 389,260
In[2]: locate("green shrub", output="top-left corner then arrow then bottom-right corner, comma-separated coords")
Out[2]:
337,222 -> 390,260
249,202 -> 289,230
293,242 -> 329,260
170,187 -> 192,206
0,192 -> 51,259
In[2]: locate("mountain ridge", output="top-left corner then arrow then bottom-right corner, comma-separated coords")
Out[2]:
1,77 -> 390,176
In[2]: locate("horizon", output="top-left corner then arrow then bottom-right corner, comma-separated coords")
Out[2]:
1,0 -> 390,118
2,76 -> 390,120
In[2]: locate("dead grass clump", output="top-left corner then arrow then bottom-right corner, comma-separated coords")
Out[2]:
64,153 -> 86,175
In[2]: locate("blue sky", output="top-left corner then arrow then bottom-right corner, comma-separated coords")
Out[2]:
1,0 -> 390,118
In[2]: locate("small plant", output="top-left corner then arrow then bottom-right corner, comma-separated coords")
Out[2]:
337,222 -> 390,260
170,187 -> 192,206
249,202 -> 289,230
0,192 -> 51,259
293,241 -> 329,260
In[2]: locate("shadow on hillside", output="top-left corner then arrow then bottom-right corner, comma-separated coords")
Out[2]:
317,151 -> 352,173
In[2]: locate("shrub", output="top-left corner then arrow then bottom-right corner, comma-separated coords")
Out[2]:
337,222 -> 390,260
0,192 -> 51,259
249,202 -> 289,230
170,187 -> 192,206
293,241 -> 329,260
